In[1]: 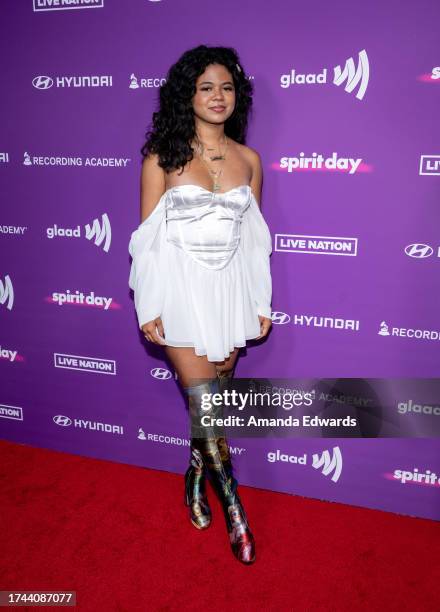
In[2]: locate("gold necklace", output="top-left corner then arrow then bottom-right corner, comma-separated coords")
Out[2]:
195,135 -> 228,192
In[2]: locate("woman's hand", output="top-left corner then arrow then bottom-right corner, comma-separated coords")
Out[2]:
255,315 -> 272,340
141,317 -> 166,345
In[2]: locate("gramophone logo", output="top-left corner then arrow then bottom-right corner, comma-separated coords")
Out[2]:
281,49 -> 370,100
23,152 -> 32,165
129,74 -> 139,89
378,321 -> 390,336
0,275 -> 14,311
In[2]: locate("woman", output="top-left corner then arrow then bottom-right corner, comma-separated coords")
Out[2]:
128,45 -> 273,564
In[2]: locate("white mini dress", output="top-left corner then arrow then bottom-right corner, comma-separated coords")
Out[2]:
128,184 -> 272,362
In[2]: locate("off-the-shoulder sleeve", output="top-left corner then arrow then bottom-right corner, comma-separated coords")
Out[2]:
128,194 -> 168,330
240,193 -> 273,319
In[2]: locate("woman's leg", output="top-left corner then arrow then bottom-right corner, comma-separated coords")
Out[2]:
164,346 -> 217,530
165,346 -> 255,564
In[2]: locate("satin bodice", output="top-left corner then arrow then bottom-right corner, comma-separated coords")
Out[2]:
165,184 -> 252,270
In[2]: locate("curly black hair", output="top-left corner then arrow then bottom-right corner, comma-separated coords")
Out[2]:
141,45 -> 253,174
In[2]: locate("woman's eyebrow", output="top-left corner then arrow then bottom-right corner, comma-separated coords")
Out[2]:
198,80 -> 233,85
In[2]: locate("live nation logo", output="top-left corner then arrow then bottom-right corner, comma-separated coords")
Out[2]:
33,0 -> 104,11
275,233 -> 358,256
54,353 -> 116,375
46,214 -> 112,252
419,155 -> 440,176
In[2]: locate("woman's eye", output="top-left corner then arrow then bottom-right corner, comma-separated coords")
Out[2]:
201,87 -> 234,91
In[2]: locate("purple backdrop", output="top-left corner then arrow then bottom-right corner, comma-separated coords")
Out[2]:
0,0 -> 439,521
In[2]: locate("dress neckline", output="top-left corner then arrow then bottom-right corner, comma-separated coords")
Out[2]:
165,183 -> 251,197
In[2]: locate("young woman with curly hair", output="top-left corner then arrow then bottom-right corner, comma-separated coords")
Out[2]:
128,44 -> 273,564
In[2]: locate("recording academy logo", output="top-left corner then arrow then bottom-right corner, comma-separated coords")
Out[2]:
129,73 -> 166,89
53,414 -> 124,435
150,367 -> 173,380
54,353 -> 116,375
280,49 -> 369,100
33,0 -> 104,11
0,225 -> 27,235
32,74 -> 112,89
267,446 -> 343,482
23,152 -> 131,168
378,321 -> 440,342
419,155 -> 440,176
0,403 -> 23,421
393,467 -> 440,487
46,213 -> 112,252
0,274 -> 14,310
275,233 -> 358,256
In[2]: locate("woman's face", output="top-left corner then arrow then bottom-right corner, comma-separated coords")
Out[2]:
192,63 -> 236,125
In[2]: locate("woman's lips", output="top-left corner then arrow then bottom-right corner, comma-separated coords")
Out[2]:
209,106 -> 226,112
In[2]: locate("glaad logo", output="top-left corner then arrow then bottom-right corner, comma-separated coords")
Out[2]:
33,0 -> 105,12
0,275 -> 14,310
281,49 -> 369,100
397,399 -> 440,417
53,414 -> 124,434
267,446 -> 343,482
32,74 -> 112,89
276,233 -> 358,256
312,447 -> 343,482
46,214 -> 111,252
404,244 -> 435,258
378,320 -> 440,342
419,155 -> 440,176
150,367 -> 173,380
85,214 -> 111,252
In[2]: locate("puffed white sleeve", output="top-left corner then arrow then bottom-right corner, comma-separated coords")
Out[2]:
128,194 -> 168,330
240,193 -> 273,319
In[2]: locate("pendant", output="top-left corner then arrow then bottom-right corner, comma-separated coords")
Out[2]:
210,155 -> 226,161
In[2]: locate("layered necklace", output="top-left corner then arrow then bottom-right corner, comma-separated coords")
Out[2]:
194,134 -> 228,193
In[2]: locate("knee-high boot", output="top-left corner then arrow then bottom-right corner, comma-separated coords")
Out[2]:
183,376 -> 256,564
184,442 -> 212,530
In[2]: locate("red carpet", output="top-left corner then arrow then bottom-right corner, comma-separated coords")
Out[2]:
1,439 -> 438,611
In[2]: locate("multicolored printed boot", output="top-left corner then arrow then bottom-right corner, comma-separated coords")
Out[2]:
184,445 -> 211,530
184,377 -> 256,565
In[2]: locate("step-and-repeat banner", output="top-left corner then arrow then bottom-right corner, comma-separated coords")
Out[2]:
1,0 -> 439,521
